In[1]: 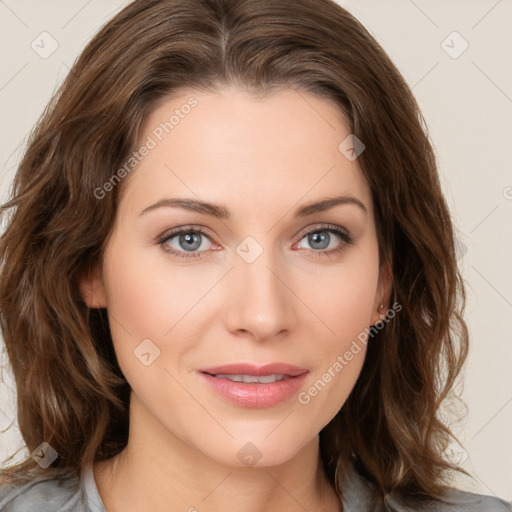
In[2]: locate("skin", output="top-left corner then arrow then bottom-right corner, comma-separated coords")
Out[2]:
81,85 -> 391,512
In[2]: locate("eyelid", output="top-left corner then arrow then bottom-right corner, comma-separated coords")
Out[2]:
156,225 -> 216,251
298,223 -> 351,238
157,222 -> 354,259
293,223 -> 354,258
157,223 -> 351,244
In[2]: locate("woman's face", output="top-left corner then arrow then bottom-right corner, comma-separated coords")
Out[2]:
82,85 -> 390,468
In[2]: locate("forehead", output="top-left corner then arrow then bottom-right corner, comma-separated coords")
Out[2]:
119,86 -> 373,221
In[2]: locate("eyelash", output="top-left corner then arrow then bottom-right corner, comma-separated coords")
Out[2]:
157,224 -> 354,260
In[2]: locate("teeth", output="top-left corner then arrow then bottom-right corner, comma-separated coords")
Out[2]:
213,373 -> 289,384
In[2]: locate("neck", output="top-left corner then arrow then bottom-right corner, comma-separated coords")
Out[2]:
94,392 -> 341,512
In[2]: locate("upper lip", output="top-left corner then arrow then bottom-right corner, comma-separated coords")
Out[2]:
198,363 -> 309,377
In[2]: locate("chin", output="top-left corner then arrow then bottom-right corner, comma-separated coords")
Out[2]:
196,430 -> 315,470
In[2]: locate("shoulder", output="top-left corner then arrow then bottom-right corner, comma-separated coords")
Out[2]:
385,486 -> 512,511
0,472 -> 87,512
342,462 -> 511,512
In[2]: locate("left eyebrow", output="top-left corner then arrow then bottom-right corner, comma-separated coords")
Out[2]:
294,195 -> 368,217
138,194 -> 368,219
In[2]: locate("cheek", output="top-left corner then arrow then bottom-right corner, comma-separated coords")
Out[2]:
101,242 -> 218,367
304,239 -> 380,344
103,229 -> 379,354
294,243 -> 378,415
102,250 -> 168,340
296,276 -> 373,426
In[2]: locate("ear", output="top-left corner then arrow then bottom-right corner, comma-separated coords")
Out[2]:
370,259 -> 393,326
79,264 -> 108,308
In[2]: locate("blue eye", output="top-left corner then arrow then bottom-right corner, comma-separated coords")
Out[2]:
295,225 -> 354,258
158,224 -> 354,260
159,227 -> 213,259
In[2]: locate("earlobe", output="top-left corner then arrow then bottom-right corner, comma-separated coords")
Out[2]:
79,264 -> 108,308
370,261 -> 393,326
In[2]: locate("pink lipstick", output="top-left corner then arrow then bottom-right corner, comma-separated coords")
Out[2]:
198,363 -> 309,408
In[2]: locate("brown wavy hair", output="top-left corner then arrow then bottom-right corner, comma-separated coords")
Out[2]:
0,0 -> 470,506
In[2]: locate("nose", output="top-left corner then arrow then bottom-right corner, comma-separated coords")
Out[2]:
224,245 -> 297,343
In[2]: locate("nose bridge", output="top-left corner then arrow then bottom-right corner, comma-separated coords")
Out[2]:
225,235 -> 295,340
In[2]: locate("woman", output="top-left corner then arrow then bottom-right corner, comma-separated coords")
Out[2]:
0,0 -> 510,511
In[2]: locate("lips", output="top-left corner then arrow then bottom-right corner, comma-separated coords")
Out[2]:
198,362 -> 309,377
197,362 -> 310,408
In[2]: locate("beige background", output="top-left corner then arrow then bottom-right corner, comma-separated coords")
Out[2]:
0,0 -> 511,501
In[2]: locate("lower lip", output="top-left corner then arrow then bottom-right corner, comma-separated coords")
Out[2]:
199,372 -> 308,408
